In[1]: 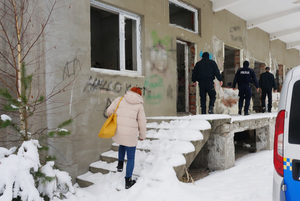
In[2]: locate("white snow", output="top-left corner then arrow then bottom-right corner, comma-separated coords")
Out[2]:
0,113 -> 276,201
231,112 -> 276,122
1,114 -> 11,122
67,150 -> 273,201
0,140 -> 74,201
67,113 -> 275,201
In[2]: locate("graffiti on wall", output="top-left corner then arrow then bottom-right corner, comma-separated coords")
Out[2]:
83,76 -> 132,94
199,51 -> 213,60
148,31 -> 173,75
230,25 -> 243,43
144,75 -> 164,105
63,49 -> 83,80
151,30 -> 172,51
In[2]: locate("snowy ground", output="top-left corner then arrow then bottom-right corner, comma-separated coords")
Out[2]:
68,150 -> 273,201
0,113 -> 275,201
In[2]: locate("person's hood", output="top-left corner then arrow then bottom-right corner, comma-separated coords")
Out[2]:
124,91 -> 144,104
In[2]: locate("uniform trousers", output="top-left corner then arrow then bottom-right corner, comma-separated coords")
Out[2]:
199,82 -> 216,114
261,88 -> 272,112
238,84 -> 252,113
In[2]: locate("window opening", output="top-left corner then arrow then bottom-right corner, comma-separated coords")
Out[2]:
91,7 -> 119,70
90,1 -> 141,74
125,18 -> 137,71
289,80 -> 300,144
169,0 -> 198,33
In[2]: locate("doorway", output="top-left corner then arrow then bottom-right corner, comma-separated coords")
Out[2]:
176,40 -> 189,113
253,61 -> 265,112
222,46 -> 240,87
276,64 -> 284,92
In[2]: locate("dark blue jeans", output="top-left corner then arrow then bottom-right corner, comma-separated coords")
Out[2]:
118,145 -> 136,178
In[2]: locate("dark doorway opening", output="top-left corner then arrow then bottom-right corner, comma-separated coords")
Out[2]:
234,130 -> 256,160
177,42 -> 187,113
222,46 -> 240,87
253,61 -> 265,112
177,41 -> 196,115
276,64 -> 284,92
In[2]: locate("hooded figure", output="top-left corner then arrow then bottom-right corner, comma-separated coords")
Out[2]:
192,52 -> 223,114
106,87 -> 146,189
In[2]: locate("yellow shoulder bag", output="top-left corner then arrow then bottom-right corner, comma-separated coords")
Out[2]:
98,97 -> 123,139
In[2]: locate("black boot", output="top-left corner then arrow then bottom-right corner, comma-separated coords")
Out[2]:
208,106 -> 214,114
125,177 -> 136,189
238,109 -> 242,115
116,161 -> 124,172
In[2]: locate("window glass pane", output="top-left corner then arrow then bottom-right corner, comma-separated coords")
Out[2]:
91,7 -> 119,70
289,80 -> 300,144
169,2 -> 195,31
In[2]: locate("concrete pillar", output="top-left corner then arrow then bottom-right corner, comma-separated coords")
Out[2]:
256,117 -> 275,151
267,117 -> 276,150
207,122 -> 235,170
256,126 -> 268,151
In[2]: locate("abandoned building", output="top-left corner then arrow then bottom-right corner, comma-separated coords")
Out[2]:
1,0 -> 300,181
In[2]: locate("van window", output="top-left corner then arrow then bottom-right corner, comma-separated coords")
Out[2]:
289,80 -> 300,144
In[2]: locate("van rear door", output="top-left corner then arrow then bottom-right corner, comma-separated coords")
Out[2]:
284,69 -> 300,200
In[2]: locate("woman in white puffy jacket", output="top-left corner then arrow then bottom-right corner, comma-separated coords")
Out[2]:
106,87 -> 146,189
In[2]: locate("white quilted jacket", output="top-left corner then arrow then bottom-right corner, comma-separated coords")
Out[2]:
106,91 -> 147,147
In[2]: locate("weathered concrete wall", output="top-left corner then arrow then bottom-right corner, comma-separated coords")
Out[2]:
30,0 -> 300,181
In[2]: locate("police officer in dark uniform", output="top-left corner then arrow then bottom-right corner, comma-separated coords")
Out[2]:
192,52 -> 223,114
233,61 -> 259,115
259,66 -> 277,112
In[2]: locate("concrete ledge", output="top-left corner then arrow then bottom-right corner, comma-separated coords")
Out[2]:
206,114 -> 276,171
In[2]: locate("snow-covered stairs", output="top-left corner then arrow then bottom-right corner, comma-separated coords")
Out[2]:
76,118 -> 211,188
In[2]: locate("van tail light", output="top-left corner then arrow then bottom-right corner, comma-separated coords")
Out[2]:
274,110 -> 285,177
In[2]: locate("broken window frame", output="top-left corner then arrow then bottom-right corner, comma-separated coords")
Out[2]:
90,0 -> 142,75
169,0 -> 198,34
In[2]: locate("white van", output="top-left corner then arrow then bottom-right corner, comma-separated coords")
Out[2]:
273,65 -> 300,201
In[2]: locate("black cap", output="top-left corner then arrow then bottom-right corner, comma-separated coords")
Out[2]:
265,67 -> 270,70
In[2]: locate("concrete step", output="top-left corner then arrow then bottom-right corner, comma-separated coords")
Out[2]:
112,139 -> 196,154
77,118 -> 213,188
76,172 -> 96,188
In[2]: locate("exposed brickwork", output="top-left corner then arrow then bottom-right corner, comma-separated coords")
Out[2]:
234,50 -> 240,69
259,63 -> 265,75
277,64 -> 284,92
189,44 -> 196,114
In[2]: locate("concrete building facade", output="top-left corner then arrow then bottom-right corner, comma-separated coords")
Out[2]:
1,0 -> 300,180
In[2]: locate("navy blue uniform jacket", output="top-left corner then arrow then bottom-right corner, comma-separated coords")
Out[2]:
192,58 -> 222,84
259,71 -> 277,90
233,67 -> 259,88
